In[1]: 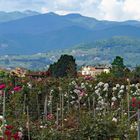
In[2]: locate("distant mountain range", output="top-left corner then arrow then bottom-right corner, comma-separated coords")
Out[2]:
0,11 -> 140,55
0,10 -> 40,22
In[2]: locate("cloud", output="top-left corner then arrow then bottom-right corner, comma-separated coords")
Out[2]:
0,0 -> 140,21
99,0 -> 124,20
41,0 -> 103,17
123,0 -> 140,20
0,0 -> 45,12
96,0 -> 140,21
41,0 -> 140,21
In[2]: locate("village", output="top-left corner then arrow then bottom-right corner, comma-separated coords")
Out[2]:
0,65 -> 110,79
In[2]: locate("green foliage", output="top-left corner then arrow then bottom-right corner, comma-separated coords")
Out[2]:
48,54 -> 77,78
0,70 -> 7,78
111,56 -> 126,77
112,56 -> 125,69
96,72 -> 114,82
132,66 -> 140,78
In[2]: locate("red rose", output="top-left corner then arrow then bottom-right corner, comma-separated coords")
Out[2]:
0,84 -> 6,90
132,103 -> 137,108
6,125 -> 13,130
13,86 -> 22,92
5,130 -> 12,136
12,132 -> 20,140
132,97 -> 136,103
47,114 -> 54,120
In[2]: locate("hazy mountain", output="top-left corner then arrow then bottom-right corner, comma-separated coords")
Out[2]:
0,10 -> 40,23
64,36 -> 140,67
0,12 -> 140,55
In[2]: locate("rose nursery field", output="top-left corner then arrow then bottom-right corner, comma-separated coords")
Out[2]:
0,72 -> 140,140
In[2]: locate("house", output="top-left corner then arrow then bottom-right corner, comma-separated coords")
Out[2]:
80,66 -> 110,77
10,67 -> 27,77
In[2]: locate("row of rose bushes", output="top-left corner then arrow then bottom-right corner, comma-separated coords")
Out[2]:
0,76 -> 139,139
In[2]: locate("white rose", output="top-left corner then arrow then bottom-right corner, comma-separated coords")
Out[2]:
112,96 -> 117,101
112,117 -> 117,123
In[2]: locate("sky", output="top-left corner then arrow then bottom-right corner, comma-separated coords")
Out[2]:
0,0 -> 140,21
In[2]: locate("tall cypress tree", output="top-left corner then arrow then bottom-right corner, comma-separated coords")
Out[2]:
48,54 -> 77,77
111,56 -> 125,77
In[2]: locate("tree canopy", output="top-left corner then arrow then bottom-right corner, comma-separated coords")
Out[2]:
111,56 -> 126,77
48,54 -> 77,78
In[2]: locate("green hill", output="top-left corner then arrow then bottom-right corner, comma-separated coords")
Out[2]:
69,36 -> 140,67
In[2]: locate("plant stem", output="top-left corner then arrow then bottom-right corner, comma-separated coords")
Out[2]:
27,106 -> 30,140
44,94 -> 48,120
62,92 -> 64,128
2,91 -> 6,139
36,93 -> 40,119
56,103 -> 59,129
23,94 -> 26,114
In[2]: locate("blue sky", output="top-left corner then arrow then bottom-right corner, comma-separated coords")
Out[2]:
0,0 -> 140,21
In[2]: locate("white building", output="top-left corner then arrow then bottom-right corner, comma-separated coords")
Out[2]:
81,66 -> 110,77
